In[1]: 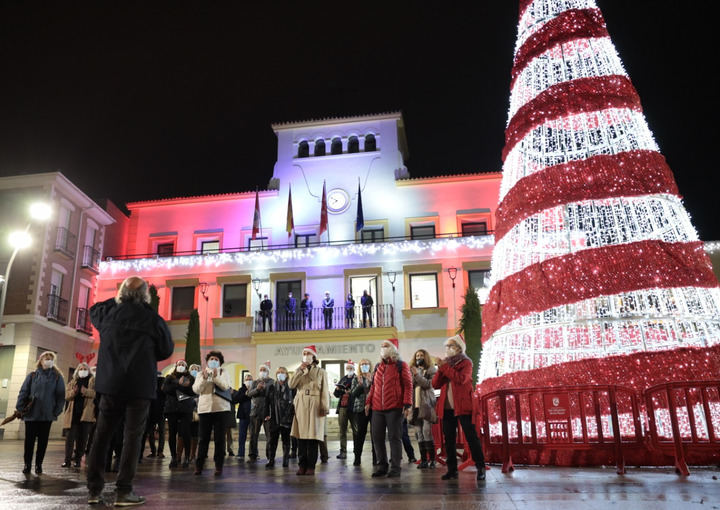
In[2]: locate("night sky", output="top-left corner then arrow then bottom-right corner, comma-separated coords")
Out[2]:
1,1 -> 717,238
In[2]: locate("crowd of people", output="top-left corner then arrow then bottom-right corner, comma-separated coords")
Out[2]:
13,276 -> 485,507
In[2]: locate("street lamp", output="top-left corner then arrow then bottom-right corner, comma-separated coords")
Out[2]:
447,267 -> 458,329
252,278 -> 262,299
385,271 -> 397,327
199,282 -> 209,342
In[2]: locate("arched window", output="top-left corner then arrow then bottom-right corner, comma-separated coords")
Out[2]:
298,140 -> 309,158
347,136 -> 359,153
331,137 -> 342,155
364,134 -> 376,152
314,139 -> 326,157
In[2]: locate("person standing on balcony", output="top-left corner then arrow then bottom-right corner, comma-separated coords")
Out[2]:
246,363 -> 273,463
350,358 -> 372,466
322,291 -> 334,329
410,349 -> 437,469
62,362 -> 95,468
345,293 -> 355,328
361,290 -> 374,328
432,334 -> 486,481
232,372 -> 253,462
265,366 -> 295,468
300,292 -> 313,330
333,360 -> 357,460
260,294 -> 273,332
285,292 -> 297,331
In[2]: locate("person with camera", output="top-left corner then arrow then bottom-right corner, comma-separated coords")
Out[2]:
350,358 -> 373,466
332,360 -> 357,460
410,349 -> 437,469
162,359 -> 196,469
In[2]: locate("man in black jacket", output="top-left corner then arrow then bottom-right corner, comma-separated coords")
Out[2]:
259,294 -> 273,332
86,276 -> 174,506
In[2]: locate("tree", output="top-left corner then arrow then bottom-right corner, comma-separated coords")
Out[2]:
149,284 -> 160,313
458,286 -> 482,385
184,309 -> 201,367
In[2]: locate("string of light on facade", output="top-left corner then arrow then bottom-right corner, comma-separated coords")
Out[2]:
100,234 -> 495,275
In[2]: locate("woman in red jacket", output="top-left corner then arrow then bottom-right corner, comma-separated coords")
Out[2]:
432,334 -> 485,481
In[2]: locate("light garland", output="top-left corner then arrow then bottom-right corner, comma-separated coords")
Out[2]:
99,235 -> 495,276
516,0 -> 598,55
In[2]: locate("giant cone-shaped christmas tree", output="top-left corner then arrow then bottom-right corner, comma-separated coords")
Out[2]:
479,0 -> 720,386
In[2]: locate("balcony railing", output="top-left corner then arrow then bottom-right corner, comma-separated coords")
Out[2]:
76,307 -> 92,334
81,245 -> 101,272
254,304 -> 394,332
46,294 -> 69,325
54,227 -> 77,258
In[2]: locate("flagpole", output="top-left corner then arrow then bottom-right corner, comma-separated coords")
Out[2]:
325,180 -> 330,245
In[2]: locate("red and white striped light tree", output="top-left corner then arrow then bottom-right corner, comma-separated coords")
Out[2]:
479,0 -> 720,387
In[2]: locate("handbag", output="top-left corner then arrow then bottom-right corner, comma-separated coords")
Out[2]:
176,390 -> 191,402
213,385 -> 233,403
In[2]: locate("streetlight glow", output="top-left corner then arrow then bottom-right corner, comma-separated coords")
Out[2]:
29,202 -> 53,221
8,231 -> 32,250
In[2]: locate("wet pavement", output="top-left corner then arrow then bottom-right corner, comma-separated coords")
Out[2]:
0,439 -> 719,509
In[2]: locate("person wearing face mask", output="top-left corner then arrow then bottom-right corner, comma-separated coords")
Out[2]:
265,367 -> 296,468
246,363 -> 274,463
187,364 -> 201,464
432,334 -> 486,481
410,349 -> 438,469
350,358 -> 373,466
62,362 -> 96,468
333,360 -> 357,459
289,345 -> 330,476
365,338 -> 412,478
162,360 -> 196,469
284,291 -> 297,331
192,351 -> 232,476
361,290 -> 374,328
16,351 -> 66,475
345,293 -> 355,328
322,291 -> 334,329
300,292 -> 313,330
232,373 -> 253,461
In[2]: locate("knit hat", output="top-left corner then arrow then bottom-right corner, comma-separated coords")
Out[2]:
384,338 -> 399,352
446,334 -> 466,353
303,345 -> 318,357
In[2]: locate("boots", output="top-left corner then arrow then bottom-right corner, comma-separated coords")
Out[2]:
416,442 -> 428,469
427,441 -> 436,469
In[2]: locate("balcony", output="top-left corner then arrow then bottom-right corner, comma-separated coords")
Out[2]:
46,294 -> 69,325
254,304 -> 394,333
81,245 -> 101,272
76,307 -> 93,335
54,227 -> 77,258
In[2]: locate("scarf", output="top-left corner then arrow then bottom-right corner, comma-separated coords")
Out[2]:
446,352 -> 470,367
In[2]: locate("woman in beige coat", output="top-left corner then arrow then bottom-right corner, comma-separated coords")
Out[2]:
62,362 -> 96,468
289,344 -> 329,476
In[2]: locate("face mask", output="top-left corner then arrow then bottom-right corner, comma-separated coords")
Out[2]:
416,359 -> 425,366
244,380 -> 252,387
78,370 -> 89,378
346,369 -> 355,376
445,346 -> 457,357
43,360 -> 54,369
207,360 -> 220,370
176,365 -> 186,373
190,370 -> 199,378
361,364 -> 370,373
302,355 -> 313,364
380,347 -> 392,359
277,373 -> 287,382
259,371 -> 268,379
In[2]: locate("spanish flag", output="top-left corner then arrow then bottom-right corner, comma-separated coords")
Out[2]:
286,185 -> 295,238
251,190 -> 261,240
319,181 -> 328,237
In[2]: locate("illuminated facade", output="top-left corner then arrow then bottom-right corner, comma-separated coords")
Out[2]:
96,112 -> 501,392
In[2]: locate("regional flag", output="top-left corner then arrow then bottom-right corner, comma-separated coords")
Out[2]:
355,180 -> 364,232
319,181 -> 328,237
251,190 -> 261,240
286,185 -> 295,238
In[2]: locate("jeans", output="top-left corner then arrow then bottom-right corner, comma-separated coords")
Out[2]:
371,408 -> 403,471
345,310 -> 354,328
248,415 -> 270,459
237,418 -> 250,457
352,411 -> 370,457
442,409 -> 485,473
166,412 -> 192,460
267,424 -> 291,461
297,439 -> 319,469
302,312 -> 312,330
24,421 -> 52,468
197,411 -> 229,468
87,395 -> 149,494
65,421 -> 93,463
337,407 -> 357,454
402,418 -> 416,460
261,314 -> 272,332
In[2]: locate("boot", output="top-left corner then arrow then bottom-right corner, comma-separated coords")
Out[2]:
427,441 -> 436,469
416,442 -> 428,469
194,459 -> 204,475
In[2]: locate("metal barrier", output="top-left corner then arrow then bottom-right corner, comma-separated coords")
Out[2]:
645,380 -> 720,476
480,385 -> 644,474
432,394 -> 481,471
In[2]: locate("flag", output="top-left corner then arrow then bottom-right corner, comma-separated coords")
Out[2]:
286,185 -> 294,238
319,181 -> 328,237
251,190 -> 261,240
355,180 -> 364,232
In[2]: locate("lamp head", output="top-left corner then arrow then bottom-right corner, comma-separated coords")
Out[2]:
29,202 -> 52,222
9,231 -> 32,250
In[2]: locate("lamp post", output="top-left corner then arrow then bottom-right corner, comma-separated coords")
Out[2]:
199,282 -> 209,342
447,267 -> 458,329
0,202 -> 52,337
386,271 -> 397,327
252,278 -> 262,299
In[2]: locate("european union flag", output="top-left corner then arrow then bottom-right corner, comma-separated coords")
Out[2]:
355,181 -> 364,232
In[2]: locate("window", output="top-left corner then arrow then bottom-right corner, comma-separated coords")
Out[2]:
461,222 -> 488,237
314,139 -> 326,156
248,236 -> 268,251
201,240 -> 220,254
361,228 -> 384,243
409,273 -> 438,309
295,233 -> 317,248
348,136 -> 359,153
410,225 -> 435,240
331,137 -> 342,155
298,140 -> 309,158
157,243 -> 174,257
171,286 -> 195,320
364,134 -> 376,151
468,270 -> 491,291
223,284 -> 247,317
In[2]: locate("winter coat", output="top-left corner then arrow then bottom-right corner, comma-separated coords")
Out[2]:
246,377 -> 273,418
233,385 -> 252,420
267,381 -> 296,429
162,373 -> 196,414
16,368 -> 65,422
333,374 -> 355,410
432,355 -> 475,418
260,299 -> 273,316
361,294 -> 374,309
322,297 -> 334,310
350,375 -> 371,414
192,368 -> 232,414
289,363 -> 329,441
367,358 -> 412,412
300,298 -> 313,316
63,376 -> 96,427
285,297 -> 297,313
90,298 -> 174,400
412,365 -> 437,423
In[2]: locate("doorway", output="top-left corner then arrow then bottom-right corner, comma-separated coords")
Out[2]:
275,280 -> 302,330
349,276 -> 378,328
321,360 -> 345,416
